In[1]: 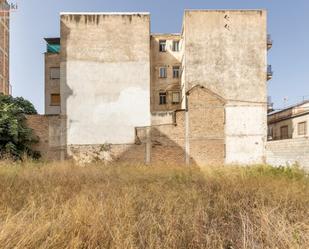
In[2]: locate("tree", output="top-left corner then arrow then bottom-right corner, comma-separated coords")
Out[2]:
0,94 -> 40,160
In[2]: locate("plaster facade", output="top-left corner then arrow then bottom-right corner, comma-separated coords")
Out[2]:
150,34 -> 182,112
182,10 -> 268,164
268,101 -> 309,140
60,13 -> 151,146
45,51 -> 61,114
40,10 -> 270,166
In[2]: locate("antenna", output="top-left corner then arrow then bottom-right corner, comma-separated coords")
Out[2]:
283,97 -> 288,108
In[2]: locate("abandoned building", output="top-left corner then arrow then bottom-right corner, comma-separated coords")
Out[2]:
0,0 -> 10,95
28,10 -> 273,165
266,100 -> 309,168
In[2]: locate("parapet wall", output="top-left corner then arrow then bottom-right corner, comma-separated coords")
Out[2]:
266,138 -> 309,170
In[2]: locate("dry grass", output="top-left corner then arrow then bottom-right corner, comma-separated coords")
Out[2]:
0,161 -> 308,249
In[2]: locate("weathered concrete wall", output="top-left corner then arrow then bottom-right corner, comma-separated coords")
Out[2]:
151,111 -> 175,125
183,10 -> 267,164
150,34 -> 182,112
26,115 -> 63,161
225,103 -> 267,164
45,53 -> 61,114
60,13 -> 151,145
266,138 -> 309,170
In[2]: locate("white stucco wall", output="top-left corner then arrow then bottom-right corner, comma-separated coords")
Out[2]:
60,13 -> 151,145
225,104 -> 267,164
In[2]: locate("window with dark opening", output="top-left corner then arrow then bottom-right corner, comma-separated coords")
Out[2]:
159,92 -> 167,105
172,40 -> 180,51
159,40 -> 166,52
298,122 -> 307,135
280,125 -> 289,139
173,66 -> 180,78
159,67 -> 167,78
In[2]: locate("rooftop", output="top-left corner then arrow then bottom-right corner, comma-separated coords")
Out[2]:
44,38 -> 60,45
268,100 -> 309,116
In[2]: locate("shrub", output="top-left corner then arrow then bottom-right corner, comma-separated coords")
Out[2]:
0,94 -> 40,160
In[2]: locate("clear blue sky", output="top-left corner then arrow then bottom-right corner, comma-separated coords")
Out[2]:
10,0 -> 309,113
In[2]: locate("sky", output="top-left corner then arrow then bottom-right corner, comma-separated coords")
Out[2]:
9,0 -> 309,114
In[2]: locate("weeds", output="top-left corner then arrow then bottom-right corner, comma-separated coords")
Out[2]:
0,162 -> 308,249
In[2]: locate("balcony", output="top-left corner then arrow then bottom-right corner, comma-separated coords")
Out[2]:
267,34 -> 273,50
267,65 -> 273,80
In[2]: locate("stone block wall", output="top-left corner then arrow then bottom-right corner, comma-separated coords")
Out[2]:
266,138 -> 309,170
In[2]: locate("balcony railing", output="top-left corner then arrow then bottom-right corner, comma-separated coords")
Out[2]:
267,34 -> 273,50
268,134 -> 293,141
267,65 -> 273,80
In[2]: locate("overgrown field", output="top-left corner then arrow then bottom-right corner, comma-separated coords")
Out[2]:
0,161 -> 308,249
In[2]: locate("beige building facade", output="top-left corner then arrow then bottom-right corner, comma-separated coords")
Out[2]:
268,100 -> 309,140
266,100 -> 309,169
41,10 -> 271,165
0,0 -> 9,95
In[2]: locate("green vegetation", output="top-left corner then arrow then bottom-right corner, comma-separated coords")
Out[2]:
0,95 -> 39,160
0,162 -> 308,249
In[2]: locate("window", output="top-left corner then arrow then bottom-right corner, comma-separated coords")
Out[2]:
173,66 -> 180,78
298,122 -> 307,135
159,40 -> 166,52
172,40 -> 180,52
267,126 -> 273,139
50,94 -> 60,106
159,67 -> 167,78
280,125 -> 289,139
172,92 -> 180,104
159,92 -> 167,105
50,67 -> 60,79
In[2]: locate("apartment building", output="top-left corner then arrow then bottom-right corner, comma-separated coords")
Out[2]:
0,0 -> 9,95
268,100 -> 309,140
41,10 -> 271,165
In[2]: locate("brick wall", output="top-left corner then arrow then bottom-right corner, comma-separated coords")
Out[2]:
266,138 -> 309,170
187,86 -> 225,165
26,115 -> 63,161
28,86 -> 226,166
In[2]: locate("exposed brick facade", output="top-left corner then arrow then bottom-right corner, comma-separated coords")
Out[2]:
29,86 -> 225,166
26,115 -> 63,161
187,86 -> 225,165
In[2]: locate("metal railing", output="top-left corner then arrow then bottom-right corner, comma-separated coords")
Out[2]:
267,34 -> 273,49
267,65 -> 273,80
268,134 -> 293,141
